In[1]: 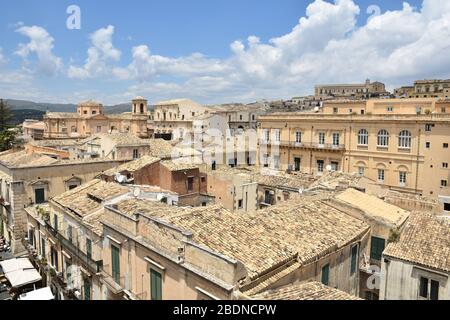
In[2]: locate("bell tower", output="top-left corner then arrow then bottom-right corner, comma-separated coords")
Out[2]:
132,96 -> 148,115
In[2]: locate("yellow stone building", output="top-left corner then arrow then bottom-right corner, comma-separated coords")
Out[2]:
258,98 -> 450,210
43,97 -> 150,139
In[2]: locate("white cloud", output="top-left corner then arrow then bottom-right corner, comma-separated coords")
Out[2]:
68,25 -> 121,79
6,0 -> 450,105
109,0 -> 450,103
15,25 -> 62,76
112,45 -> 229,81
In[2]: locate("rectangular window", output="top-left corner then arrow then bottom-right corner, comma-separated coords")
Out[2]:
51,246 -> 59,271
441,180 -> 448,187
294,157 -> 301,172
333,107 -> 338,114
84,279 -> 91,300
350,245 -> 358,275
111,245 -> 120,284
41,238 -> 46,257
317,160 -> 324,173
419,277 -> 428,298
96,126 -> 102,133
321,264 -> 330,286
332,133 -> 340,146
35,188 -> 45,204
443,163 -> 448,168
28,229 -> 35,247
331,161 -> 339,171
387,106 -> 394,112
150,269 -> 162,300
425,124 -> 433,132
358,167 -> 365,176
187,177 -> 194,192
264,130 -> 270,142
273,129 -> 281,142
430,280 -> 439,300
53,214 -> 58,231
273,155 -> 280,169
86,239 -> 92,260
370,236 -> 385,261
67,225 -> 73,243
318,132 -> 325,145
426,142 -> 431,149
399,171 -> 407,185
238,199 -> 243,209
132,149 -> 139,159
378,169 -> 385,183
295,131 -> 302,143
444,143 -> 449,149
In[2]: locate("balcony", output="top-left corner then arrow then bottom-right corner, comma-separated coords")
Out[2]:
259,140 -> 346,152
56,233 -> 103,275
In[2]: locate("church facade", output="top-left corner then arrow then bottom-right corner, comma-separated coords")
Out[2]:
43,97 -> 150,139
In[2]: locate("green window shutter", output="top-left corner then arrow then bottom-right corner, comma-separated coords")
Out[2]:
321,264 -> 330,286
84,279 -> 91,300
86,239 -> 92,260
150,269 -> 162,300
370,237 -> 386,261
111,245 -> 120,283
350,245 -> 358,275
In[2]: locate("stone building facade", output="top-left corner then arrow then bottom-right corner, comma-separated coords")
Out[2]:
43,97 -> 149,139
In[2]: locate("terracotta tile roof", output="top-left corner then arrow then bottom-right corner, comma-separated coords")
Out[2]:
103,156 -> 160,176
250,282 -> 362,300
99,133 -> 148,146
29,139 -> 79,147
111,198 -> 182,218
160,159 -> 199,171
383,213 -> 450,272
0,150 -> 59,168
335,188 -> 410,227
52,179 -> 129,217
166,199 -> 369,280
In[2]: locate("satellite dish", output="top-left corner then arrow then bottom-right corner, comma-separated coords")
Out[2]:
133,187 -> 141,197
326,165 -> 332,172
314,106 -> 320,112
115,174 -> 127,183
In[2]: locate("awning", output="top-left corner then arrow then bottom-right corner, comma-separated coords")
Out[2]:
0,258 -> 42,288
4,269 -> 42,288
0,258 -> 34,273
18,287 -> 54,300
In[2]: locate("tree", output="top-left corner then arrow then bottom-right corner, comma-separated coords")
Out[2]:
0,99 -> 12,131
0,129 -> 20,151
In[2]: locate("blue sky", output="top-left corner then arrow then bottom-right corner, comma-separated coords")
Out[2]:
0,0 -> 447,105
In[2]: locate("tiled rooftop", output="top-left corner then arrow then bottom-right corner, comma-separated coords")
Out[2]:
383,213 -> 450,273
98,133 -> 149,146
334,188 -> 410,227
0,150 -> 59,168
165,199 -> 369,280
29,139 -> 80,147
52,179 -> 129,217
160,159 -> 199,171
103,156 -> 160,176
250,282 -> 361,300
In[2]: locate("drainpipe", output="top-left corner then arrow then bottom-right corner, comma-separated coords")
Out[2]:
415,126 -> 421,193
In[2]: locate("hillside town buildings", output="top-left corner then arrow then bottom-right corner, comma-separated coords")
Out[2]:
315,79 -> 389,100
258,98 -> 450,212
3,79 -> 450,301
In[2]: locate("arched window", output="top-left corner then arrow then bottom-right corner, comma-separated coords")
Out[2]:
398,130 -> 412,148
377,130 -> 390,147
358,129 -> 369,145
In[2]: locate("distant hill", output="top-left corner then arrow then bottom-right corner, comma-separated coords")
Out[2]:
4,99 -> 135,114
10,109 -> 46,125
